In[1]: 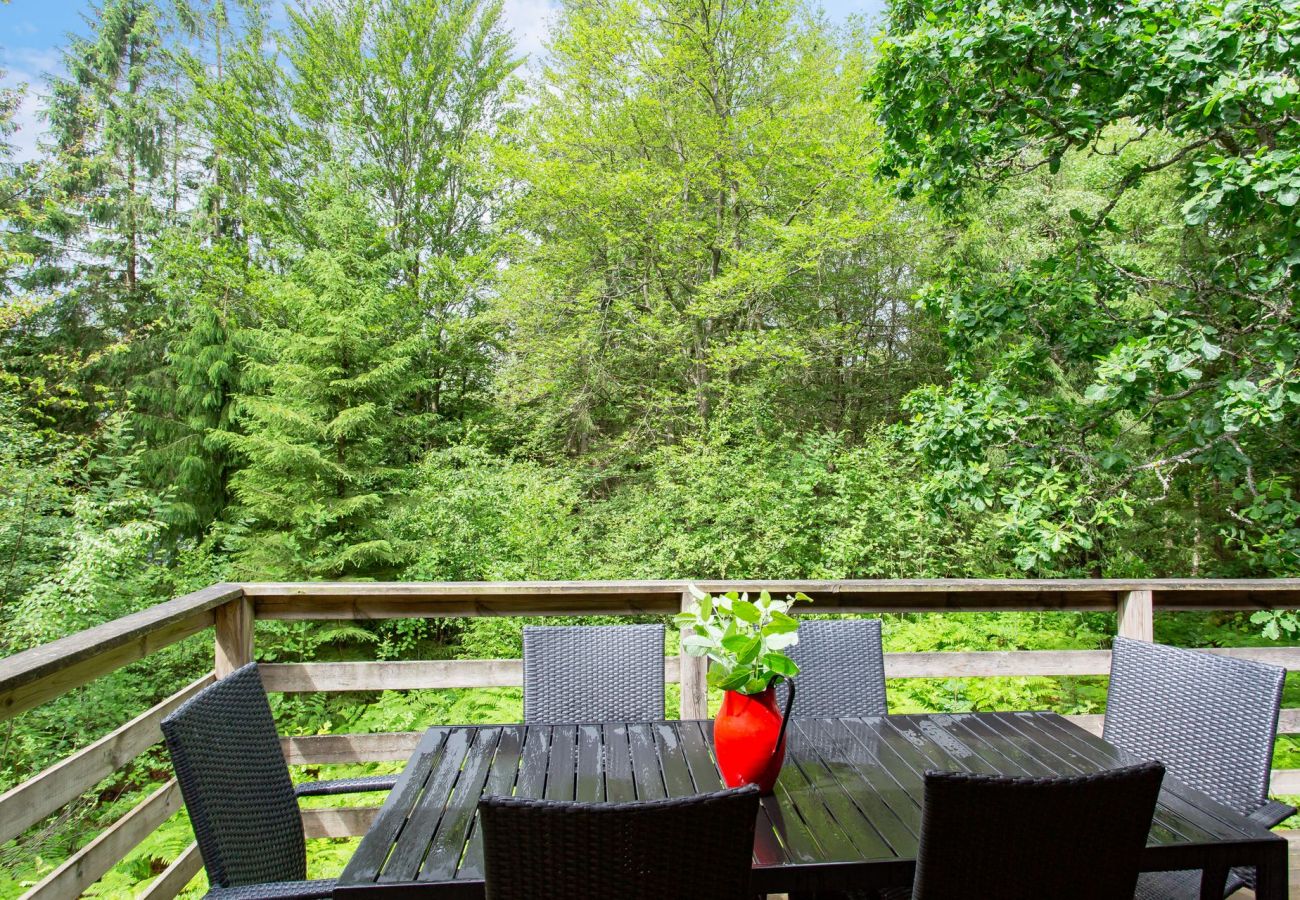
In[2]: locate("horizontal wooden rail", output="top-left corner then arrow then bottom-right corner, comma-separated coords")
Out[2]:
0,673 -> 213,845
260,658 -> 683,692
240,578 -> 1300,618
302,805 -> 380,838
23,779 -> 182,900
258,647 -> 1300,693
0,583 -> 241,721
282,731 -> 424,765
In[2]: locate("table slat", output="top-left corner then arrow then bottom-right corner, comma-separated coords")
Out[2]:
676,720 -> 724,793
515,724 -> 550,798
652,723 -> 695,796
603,723 -> 636,803
543,725 -> 576,801
823,718 -> 923,836
1027,713 -> 1252,843
346,728 -> 448,885
574,724 -> 606,802
457,726 -> 525,880
420,727 -> 502,882
1005,713 -> 1223,845
790,718 -> 915,854
379,728 -> 473,882
784,728 -> 896,861
628,723 -> 666,800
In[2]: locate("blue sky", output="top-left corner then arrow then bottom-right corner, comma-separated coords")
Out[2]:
2,0 -> 888,159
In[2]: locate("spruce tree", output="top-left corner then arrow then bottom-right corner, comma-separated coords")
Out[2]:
221,180 -> 414,579
133,233 -> 248,534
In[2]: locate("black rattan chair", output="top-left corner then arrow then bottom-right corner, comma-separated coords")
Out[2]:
781,618 -> 887,717
479,785 -> 761,899
161,663 -> 398,899
1104,636 -> 1293,898
879,762 -> 1165,900
522,624 -> 666,723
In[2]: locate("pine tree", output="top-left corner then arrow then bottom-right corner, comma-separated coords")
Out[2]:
221,181 -> 415,579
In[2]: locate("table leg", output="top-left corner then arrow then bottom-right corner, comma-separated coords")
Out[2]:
1253,839 -> 1290,900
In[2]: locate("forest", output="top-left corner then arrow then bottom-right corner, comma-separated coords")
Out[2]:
0,0 -> 1298,893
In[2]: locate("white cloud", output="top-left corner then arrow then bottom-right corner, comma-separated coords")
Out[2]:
499,0 -> 554,64
1,46 -> 61,162
0,0 -> 555,164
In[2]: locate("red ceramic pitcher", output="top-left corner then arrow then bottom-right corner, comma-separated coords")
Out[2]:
713,681 -> 796,795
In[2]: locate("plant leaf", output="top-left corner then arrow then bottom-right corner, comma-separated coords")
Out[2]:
731,599 -> 762,624
763,652 -> 799,676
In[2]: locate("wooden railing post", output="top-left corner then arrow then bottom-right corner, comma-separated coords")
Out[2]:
214,594 -> 254,678
1117,589 -> 1154,642
679,591 -> 709,720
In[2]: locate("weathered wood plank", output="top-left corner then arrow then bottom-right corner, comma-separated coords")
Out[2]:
0,583 -> 238,695
1118,589 -> 1155,641
679,590 -> 709,720
887,646 -> 1300,676
886,650 -> 1111,677
1063,713 -> 1103,735
137,842 -> 201,900
241,579 -> 1300,619
302,805 -> 380,838
214,596 -> 254,678
0,674 -> 213,845
1272,770 -> 1300,795
890,646 -> 1300,677
0,611 -> 218,722
22,780 -> 182,900
260,658 -> 681,693
260,647 -> 1300,692
282,731 -> 423,765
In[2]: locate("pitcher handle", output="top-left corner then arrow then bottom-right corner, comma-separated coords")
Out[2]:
773,678 -> 795,756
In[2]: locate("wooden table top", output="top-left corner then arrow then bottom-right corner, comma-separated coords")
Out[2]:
335,712 -> 1287,897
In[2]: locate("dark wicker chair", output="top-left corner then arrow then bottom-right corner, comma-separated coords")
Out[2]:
522,624 -> 666,723
878,762 -> 1165,900
781,618 -> 887,717
161,663 -> 398,899
479,785 -> 761,899
1104,636 -> 1293,898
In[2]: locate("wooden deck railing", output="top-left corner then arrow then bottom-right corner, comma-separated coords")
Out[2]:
3,579 -> 1300,898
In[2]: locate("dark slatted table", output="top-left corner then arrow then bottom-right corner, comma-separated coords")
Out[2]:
334,712 -> 1288,898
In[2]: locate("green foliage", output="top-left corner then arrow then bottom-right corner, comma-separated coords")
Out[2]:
3,411 -> 171,648
134,232 -> 250,535
220,182 -> 416,579
6,0 -> 1300,892
584,429 -> 1004,579
394,444 -> 589,581
278,0 -> 516,447
676,586 -> 809,694
494,0 -> 939,458
868,0 -> 1300,572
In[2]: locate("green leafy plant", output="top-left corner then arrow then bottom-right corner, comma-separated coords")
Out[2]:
674,585 -> 811,694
